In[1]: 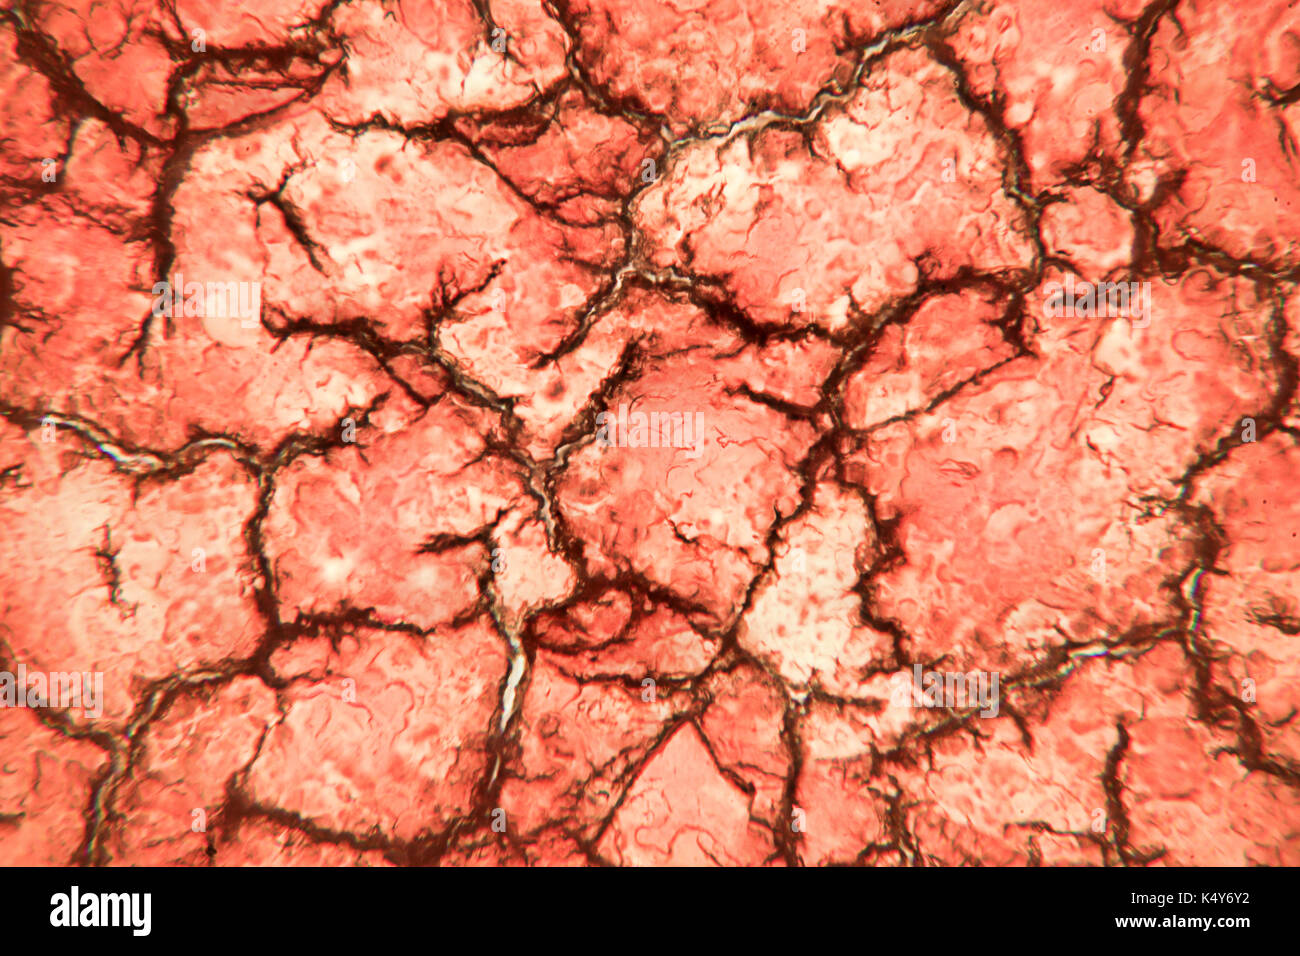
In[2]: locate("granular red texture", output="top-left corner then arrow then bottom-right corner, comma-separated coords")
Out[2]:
1,0 -> 1297,869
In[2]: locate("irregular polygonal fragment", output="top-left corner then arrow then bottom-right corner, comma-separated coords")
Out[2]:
561,0 -> 945,132
0,708 -> 107,866
947,0 -> 1147,189
1133,0 -> 1300,267
263,400 -> 524,630
637,49 -> 1035,331
499,654 -> 689,838
739,480 -> 890,696
2,0 -> 1298,870
110,677 -> 278,865
1193,434 -> 1300,769
0,427 -> 262,724
843,289 -> 1017,430
248,623 -> 507,843
595,722 -> 777,866
854,268 -> 1272,674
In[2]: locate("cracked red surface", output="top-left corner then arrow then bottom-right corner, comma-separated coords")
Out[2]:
1,0 -> 1298,868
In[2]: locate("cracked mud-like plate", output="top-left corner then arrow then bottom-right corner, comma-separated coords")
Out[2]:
1,0 -> 1298,868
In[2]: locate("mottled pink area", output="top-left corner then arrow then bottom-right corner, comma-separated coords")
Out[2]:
1,0 -> 1297,868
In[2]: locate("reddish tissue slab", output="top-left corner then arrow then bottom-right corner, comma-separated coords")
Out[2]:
1,0 -> 1298,867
